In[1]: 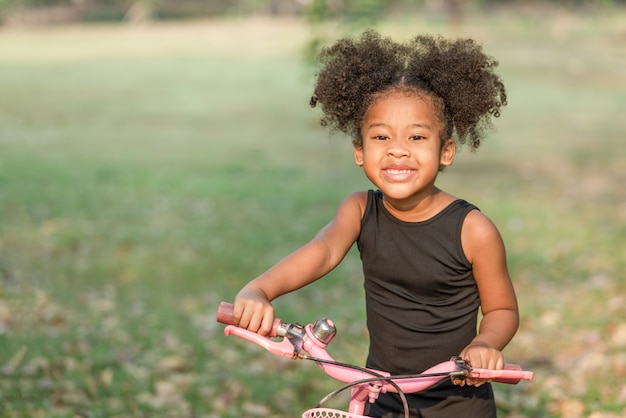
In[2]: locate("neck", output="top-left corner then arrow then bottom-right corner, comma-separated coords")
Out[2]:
382,188 -> 454,222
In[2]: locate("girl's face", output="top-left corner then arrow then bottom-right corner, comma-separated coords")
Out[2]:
354,92 -> 455,205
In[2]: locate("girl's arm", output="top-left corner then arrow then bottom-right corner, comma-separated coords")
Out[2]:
459,209 -> 519,381
233,191 -> 366,335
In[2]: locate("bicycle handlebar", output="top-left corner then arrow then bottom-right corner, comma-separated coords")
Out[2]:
216,301 -> 533,389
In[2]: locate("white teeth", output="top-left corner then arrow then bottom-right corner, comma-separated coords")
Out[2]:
387,169 -> 411,174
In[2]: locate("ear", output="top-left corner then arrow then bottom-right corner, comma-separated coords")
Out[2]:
354,145 -> 364,167
440,139 -> 455,167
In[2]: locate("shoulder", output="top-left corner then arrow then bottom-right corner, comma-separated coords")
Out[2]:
317,191 -> 367,245
463,209 -> 500,236
339,190 -> 369,220
461,209 -> 505,263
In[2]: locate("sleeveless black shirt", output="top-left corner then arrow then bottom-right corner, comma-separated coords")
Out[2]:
357,190 -> 481,375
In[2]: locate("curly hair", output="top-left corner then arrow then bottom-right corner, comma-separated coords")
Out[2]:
310,30 -> 507,150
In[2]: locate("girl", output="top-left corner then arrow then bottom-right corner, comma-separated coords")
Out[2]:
232,30 -> 518,417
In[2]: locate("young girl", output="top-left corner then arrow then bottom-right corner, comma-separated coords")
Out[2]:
232,30 -> 519,418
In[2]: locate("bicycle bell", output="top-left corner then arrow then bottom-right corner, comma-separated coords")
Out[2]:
312,318 -> 337,345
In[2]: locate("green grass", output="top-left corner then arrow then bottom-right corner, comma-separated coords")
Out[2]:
1,8 -> 626,417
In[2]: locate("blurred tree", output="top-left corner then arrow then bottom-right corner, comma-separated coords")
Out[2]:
2,0 -> 624,26
124,0 -> 155,23
302,0 -> 477,66
0,0 -> 15,23
303,0 -> 387,66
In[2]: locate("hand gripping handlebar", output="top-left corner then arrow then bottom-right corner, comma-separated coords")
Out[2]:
216,301 -> 284,338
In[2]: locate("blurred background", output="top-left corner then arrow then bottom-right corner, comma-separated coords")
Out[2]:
0,0 -> 625,417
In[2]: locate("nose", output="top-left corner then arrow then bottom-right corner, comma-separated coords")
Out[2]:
387,139 -> 410,158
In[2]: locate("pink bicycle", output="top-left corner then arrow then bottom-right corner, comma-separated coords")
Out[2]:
217,302 -> 533,418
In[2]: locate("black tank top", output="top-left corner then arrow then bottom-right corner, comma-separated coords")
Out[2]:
357,190 -> 481,375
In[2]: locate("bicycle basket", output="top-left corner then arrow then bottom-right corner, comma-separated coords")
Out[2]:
302,407 -> 367,418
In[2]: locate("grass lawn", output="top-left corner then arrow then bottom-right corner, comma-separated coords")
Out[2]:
1,7 -> 625,417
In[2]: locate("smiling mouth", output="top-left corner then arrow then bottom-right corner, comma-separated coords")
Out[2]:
385,169 -> 414,175
383,168 -> 416,181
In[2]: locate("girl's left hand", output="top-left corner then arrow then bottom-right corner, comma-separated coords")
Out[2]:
457,342 -> 504,387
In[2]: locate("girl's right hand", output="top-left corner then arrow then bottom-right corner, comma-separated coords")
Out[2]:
233,288 -> 275,336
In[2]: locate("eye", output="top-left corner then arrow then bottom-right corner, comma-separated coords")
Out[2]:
372,135 -> 388,141
410,135 -> 425,141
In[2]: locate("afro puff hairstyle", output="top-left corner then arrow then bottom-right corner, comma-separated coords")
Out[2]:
310,30 -> 507,150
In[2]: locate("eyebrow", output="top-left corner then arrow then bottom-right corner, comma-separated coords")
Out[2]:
365,122 -> 433,130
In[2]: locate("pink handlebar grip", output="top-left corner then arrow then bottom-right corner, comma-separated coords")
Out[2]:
216,302 -> 237,325
216,302 -> 282,338
471,363 -> 534,384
